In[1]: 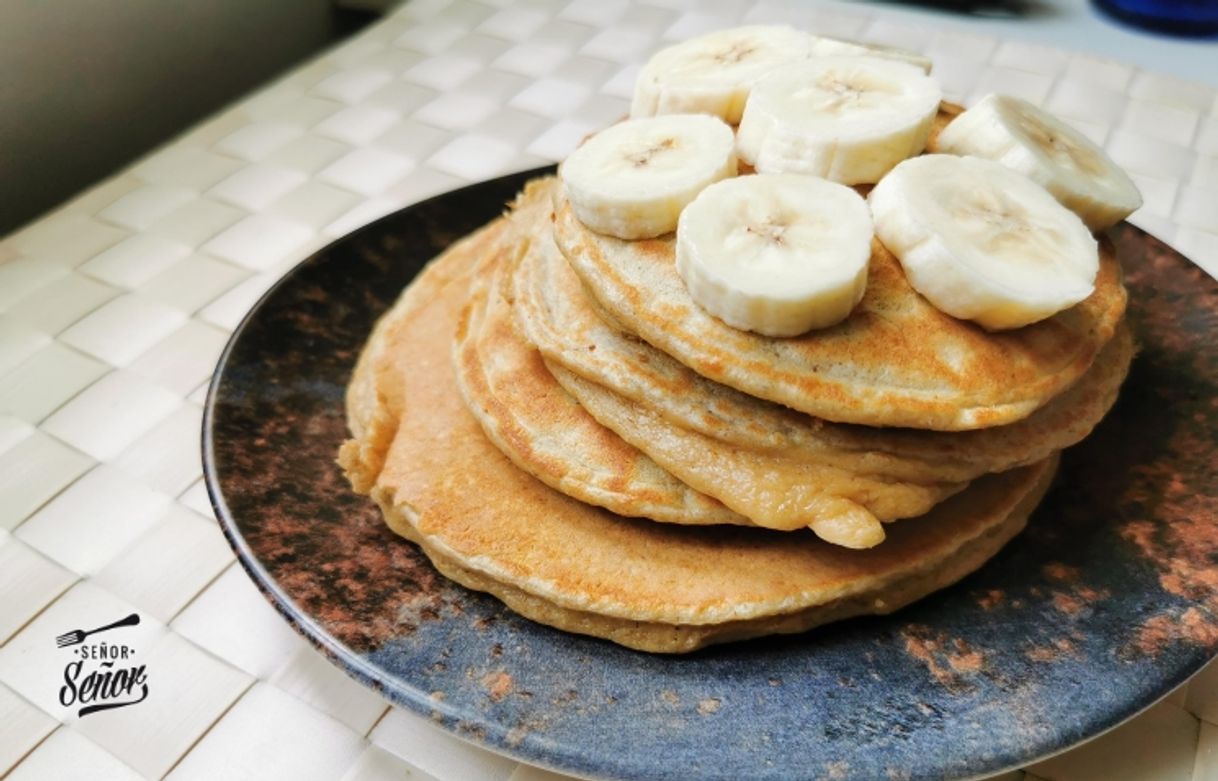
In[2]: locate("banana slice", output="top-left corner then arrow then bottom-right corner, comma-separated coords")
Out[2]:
869,154 -> 1100,331
560,114 -> 736,240
933,93 -> 1142,232
630,25 -> 814,124
736,56 -> 942,184
810,34 -> 933,74
676,174 -> 873,337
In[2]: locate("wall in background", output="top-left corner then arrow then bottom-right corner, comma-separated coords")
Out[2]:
0,0 -> 352,236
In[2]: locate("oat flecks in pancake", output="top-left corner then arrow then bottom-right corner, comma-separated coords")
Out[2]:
452,204 -> 745,526
340,212 -> 1060,653
548,360 -> 966,534
550,155 -> 1127,431
514,209 -> 1134,484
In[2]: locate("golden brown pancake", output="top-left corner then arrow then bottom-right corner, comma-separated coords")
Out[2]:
551,169 -> 1128,430
453,208 -> 745,526
340,216 -> 1059,653
513,214 -> 1134,484
343,220 -> 504,493
457,187 -> 964,547
548,362 -> 966,547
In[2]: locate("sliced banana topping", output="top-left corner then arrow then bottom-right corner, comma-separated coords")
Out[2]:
736,56 -> 942,184
869,154 -> 1100,331
630,25 -> 814,124
561,114 -> 737,240
676,174 -> 873,337
934,94 -> 1142,232
809,34 -> 933,73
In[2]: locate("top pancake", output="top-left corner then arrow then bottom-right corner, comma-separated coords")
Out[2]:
339,207 -> 1058,652
514,212 -> 1134,484
551,173 -> 1128,431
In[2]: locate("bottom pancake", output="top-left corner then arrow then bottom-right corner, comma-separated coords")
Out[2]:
341,208 -> 1059,653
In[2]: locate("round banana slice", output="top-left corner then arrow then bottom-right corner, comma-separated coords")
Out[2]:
933,93 -> 1142,232
630,25 -> 814,124
869,154 -> 1100,331
560,114 -> 737,240
809,34 -> 933,74
736,56 -> 942,184
676,174 -> 873,337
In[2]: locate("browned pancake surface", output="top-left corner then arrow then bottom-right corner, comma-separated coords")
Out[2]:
341,216 -> 1059,651
516,212 -> 1134,483
452,206 -> 745,526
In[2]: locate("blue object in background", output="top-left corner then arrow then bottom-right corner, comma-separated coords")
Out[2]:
1093,0 -> 1218,36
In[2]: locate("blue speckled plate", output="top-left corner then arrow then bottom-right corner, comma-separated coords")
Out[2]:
203,167 -> 1218,781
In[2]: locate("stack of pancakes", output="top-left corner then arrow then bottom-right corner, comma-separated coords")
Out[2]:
340,112 -> 1132,654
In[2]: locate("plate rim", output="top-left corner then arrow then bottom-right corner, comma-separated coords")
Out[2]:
201,166 -> 1217,781
201,165 -> 608,776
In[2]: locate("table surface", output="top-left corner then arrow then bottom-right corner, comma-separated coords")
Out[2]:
1,2 -> 1216,781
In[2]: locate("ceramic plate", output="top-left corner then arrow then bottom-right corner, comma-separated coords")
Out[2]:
203,167 -> 1218,781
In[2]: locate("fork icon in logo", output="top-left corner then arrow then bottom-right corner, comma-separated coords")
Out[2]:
55,613 -> 140,649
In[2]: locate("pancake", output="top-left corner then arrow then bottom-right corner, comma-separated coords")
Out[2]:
453,200 -> 745,526
340,216 -> 1059,653
343,218 -> 504,493
552,176 -> 1128,431
549,361 -> 966,546
513,214 -> 1134,484
473,187 -> 966,546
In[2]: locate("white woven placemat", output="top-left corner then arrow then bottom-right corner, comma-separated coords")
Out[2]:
1,1 -> 1216,780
